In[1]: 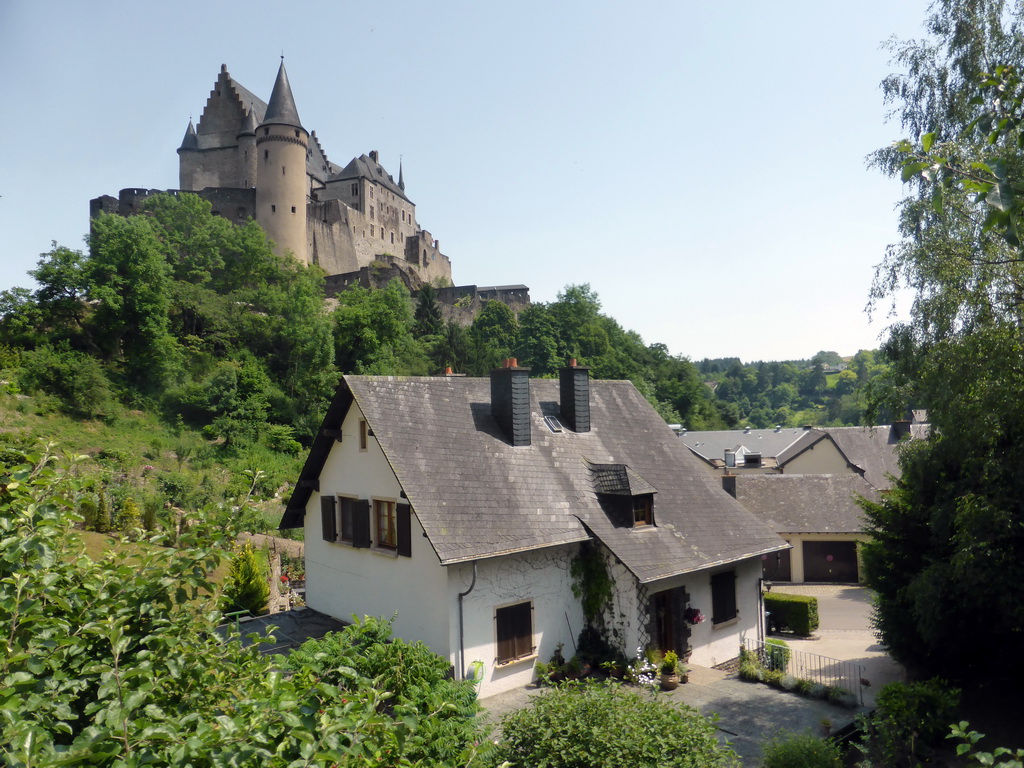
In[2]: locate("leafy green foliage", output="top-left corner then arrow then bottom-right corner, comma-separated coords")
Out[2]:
490,680 -> 739,768
764,592 -> 819,636
0,445 -> 491,766
950,722 -> 1024,767
855,679 -> 962,767
285,616 -> 483,766
760,730 -> 842,768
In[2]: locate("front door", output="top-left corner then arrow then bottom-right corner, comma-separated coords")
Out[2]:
651,586 -> 691,653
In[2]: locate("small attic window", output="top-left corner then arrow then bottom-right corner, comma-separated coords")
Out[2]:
544,416 -> 563,433
632,495 -> 653,527
744,452 -> 762,468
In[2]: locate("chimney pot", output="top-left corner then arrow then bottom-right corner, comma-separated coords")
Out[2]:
569,358 -> 577,367
445,366 -> 453,375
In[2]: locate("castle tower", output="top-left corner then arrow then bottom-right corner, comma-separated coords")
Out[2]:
177,120 -> 199,188
255,61 -> 309,264
237,106 -> 258,190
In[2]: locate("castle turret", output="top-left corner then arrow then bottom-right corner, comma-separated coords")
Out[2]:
255,60 -> 309,264
398,159 -> 405,191
237,106 -> 258,189
176,120 -> 198,188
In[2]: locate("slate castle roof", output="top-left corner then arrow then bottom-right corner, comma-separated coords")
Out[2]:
283,376 -> 785,583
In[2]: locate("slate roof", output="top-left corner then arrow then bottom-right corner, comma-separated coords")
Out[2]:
283,376 -> 786,583
816,425 -> 928,490
729,474 -> 879,534
681,427 -> 822,468
330,154 -> 410,202
263,61 -> 303,129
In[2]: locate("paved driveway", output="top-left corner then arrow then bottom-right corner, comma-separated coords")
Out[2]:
771,584 -> 904,707
480,585 -> 904,765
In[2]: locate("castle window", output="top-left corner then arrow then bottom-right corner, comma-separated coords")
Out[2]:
271,205 -> 276,213
370,226 -> 374,236
264,128 -> 269,136
264,150 -> 269,160
351,183 -> 358,196
291,206 -> 296,214
391,232 -> 394,244
282,166 -> 286,176
370,208 -> 374,220
295,129 -> 300,138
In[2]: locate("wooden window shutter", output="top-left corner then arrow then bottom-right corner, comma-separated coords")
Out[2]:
396,503 -> 412,557
496,602 -> 533,663
320,496 -> 337,543
352,499 -> 371,548
711,570 -> 737,624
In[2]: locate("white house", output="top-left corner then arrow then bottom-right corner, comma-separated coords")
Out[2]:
281,362 -> 787,697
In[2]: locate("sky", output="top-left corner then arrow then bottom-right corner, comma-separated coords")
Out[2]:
0,0 -> 933,363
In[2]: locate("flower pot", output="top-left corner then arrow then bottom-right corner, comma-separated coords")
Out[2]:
660,672 -> 680,690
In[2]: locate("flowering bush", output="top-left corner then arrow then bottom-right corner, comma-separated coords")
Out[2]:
624,646 -> 658,688
684,607 -> 706,625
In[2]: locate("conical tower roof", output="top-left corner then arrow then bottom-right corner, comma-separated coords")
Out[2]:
399,159 -> 405,190
179,119 -> 198,150
238,105 -> 258,137
262,60 -> 303,130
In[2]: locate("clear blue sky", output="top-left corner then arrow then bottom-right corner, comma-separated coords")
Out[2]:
0,0 -> 931,362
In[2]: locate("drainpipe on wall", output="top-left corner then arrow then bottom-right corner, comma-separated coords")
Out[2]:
457,561 -> 478,681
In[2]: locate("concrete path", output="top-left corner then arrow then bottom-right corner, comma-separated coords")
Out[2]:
479,585 -> 905,766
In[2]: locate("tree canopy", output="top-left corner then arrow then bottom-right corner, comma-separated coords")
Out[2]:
861,0 -> 1024,682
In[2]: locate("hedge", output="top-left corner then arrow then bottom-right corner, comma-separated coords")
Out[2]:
765,592 -> 819,636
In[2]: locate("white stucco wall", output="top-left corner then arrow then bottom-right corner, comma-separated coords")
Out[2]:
450,544 -> 584,698
640,556 -> 765,669
304,402 -> 450,656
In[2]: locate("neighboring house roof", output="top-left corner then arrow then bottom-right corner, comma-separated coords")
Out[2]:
816,425 -> 928,490
283,376 -> 785,583
729,474 -> 879,534
681,427 -> 823,469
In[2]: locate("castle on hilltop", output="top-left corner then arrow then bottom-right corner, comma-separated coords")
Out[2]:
92,61 -> 453,289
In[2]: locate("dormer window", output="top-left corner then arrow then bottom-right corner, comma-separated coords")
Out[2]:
632,494 -> 653,526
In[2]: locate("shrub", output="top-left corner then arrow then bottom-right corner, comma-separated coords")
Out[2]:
856,678 -> 962,767
285,616 -> 482,766
764,637 -> 791,671
761,730 -> 842,768
18,345 -> 116,418
493,680 -> 739,767
221,541 -> 269,616
765,592 -> 819,636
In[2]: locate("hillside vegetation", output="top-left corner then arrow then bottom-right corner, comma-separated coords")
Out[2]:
0,192 -> 887,540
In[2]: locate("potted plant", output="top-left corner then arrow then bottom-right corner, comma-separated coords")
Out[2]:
820,716 -> 833,737
659,650 -> 681,690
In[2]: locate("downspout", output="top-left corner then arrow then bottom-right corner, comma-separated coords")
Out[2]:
457,560 -> 478,681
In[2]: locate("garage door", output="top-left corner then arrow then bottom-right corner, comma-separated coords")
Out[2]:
802,541 -> 858,583
762,547 -> 791,581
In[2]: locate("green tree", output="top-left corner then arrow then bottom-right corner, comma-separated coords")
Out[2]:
467,299 -> 518,374
88,213 -> 183,392
863,0 -> 1024,683
414,282 -> 444,337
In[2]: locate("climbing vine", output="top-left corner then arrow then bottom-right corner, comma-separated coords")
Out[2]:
570,543 -> 614,632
